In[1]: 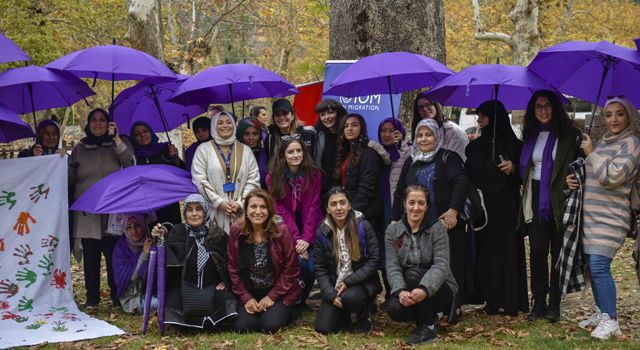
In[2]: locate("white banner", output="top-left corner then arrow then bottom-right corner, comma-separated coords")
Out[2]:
0,155 -> 123,348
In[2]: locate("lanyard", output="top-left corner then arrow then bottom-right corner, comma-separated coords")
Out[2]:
215,143 -> 234,182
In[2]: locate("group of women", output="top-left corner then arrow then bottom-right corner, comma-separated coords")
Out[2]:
20,89 -> 639,343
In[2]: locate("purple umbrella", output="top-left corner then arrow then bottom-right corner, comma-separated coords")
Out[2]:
323,51 -> 454,118
0,104 -> 35,143
424,64 -> 568,110
528,40 -> 640,131
112,75 -> 207,139
142,245 -> 157,335
0,66 -> 95,142
0,32 -> 31,63
156,237 -> 166,335
169,63 -> 299,116
70,164 -> 197,214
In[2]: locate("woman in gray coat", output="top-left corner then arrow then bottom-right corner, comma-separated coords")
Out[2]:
69,108 -> 135,308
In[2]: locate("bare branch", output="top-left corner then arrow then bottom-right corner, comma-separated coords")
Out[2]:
167,0 -> 177,45
554,0 -> 574,37
203,0 -> 248,39
471,0 -> 514,47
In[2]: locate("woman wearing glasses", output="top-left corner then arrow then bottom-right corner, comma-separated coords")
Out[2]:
411,92 -> 468,161
519,90 -> 581,322
267,135 -> 323,305
191,111 -> 260,234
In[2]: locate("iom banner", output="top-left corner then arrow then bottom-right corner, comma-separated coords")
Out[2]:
323,60 -> 402,142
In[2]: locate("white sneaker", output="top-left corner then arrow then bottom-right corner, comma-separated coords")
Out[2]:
590,313 -> 621,340
578,306 -> 602,330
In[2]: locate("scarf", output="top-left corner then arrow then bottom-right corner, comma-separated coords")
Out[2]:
184,194 -> 211,274
378,117 -> 406,162
35,119 -> 61,154
81,109 -> 113,146
286,169 -> 304,202
519,122 -> 556,220
122,213 -> 149,252
210,112 -> 237,146
411,119 -> 442,163
129,121 -> 168,158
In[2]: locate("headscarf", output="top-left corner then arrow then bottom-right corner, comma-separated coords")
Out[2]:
378,117 -> 406,162
210,111 -> 237,146
129,121 -> 168,158
236,117 -> 262,149
602,97 -> 640,143
81,108 -> 113,146
411,119 -> 442,163
474,100 -> 518,141
36,119 -> 60,154
123,213 -> 149,251
184,194 -> 211,274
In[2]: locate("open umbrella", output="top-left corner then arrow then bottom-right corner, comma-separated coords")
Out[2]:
45,42 -> 176,120
169,63 -> 299,117
0,32 -> 31,63
0,104 -> 35,143
70,164 -> 196,214
323,51 -> 454,118
0,65 -> 95,142
425,64 -> 568,162
112,75 -> 207,139
528,40 -> 640,132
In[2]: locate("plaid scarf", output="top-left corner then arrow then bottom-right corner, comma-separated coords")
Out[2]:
556,158 -> 586,296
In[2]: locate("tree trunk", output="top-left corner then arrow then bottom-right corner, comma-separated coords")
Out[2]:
126,0 -> 164,60
329,0 -> 446,126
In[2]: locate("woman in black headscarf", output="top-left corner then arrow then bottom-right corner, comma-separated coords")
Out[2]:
464,100 -> 528,316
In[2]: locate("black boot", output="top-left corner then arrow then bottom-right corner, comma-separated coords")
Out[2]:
545,292 -> 561,322
527,297 -> 547,321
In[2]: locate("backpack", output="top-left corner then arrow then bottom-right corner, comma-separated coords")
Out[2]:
318,221 -> 368,259
442,151 -> 488,231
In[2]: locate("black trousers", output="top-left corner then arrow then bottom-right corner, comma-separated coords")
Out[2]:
528,180 -> 562,301
314,285 -> 375,334
386,284 -> 453,326
82,236 -> 118,305
235,289 -> 292,333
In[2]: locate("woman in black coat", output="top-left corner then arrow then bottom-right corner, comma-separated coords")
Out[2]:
314,187 -> 382,334
391,118 -> 471,323
465,100 -> 528,316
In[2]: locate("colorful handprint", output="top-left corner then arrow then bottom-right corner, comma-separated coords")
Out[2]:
37,254 -> 53,276
16,267 -> 36,288
48,306 -> 68,313
0,301 -> 9,310
18,296 -> 33,312
13,244 -> 33,265
61,312 -> 79,321
51,269 -> 66,289
29,184 -> 50,203
51,320 -> 67,332
13,211 -> 36,236
0,279 -> 18,298
0,191 -> 17,210
40,234 -> 59,252
25,323 -> 41,330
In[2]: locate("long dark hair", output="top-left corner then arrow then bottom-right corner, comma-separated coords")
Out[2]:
411,93 -> 445,139
240,189 -> 281,241
323,187 -> 362,264
315,98 -> 348,132
522,90 -> 573,140
269,138 -> 320,200
334,113 -> 369,181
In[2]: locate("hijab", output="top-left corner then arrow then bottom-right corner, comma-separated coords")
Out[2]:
184,194 -> 211,274
411,119 -> 442,163
602,97 -> 640,144
36,119 -> 60,154
236,117 -> 263,150
129,121 -> 168,158
123,213 -> 149,251
378,117 -> 406,162
81,108 -> 113,146
210,111 -> 237,146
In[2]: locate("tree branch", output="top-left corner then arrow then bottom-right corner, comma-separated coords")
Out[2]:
554,0 -> 574,37
203,0 -> 248,39
471,0 -> 514,47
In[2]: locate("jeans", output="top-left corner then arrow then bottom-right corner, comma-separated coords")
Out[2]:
589,254 -> 617,318
298,248 -> 315,302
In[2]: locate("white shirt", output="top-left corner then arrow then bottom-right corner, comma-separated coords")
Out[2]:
532,131 -> 557,180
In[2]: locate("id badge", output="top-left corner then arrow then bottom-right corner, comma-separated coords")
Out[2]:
223,182 -> 236,193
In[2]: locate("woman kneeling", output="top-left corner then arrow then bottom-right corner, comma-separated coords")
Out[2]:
228,189 -> 301,333
313,187 -> 382,334
386,185 -> 458,345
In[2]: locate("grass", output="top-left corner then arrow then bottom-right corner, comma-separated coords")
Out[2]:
28,241 -> 640,349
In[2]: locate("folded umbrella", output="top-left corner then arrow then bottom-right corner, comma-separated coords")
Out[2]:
142,245 -> 157,335
156,237 -> 166,335
0,104 -> 35,143
0,32 -> 31,64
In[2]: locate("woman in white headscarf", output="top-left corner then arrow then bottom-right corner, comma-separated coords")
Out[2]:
192,111 -> 260,234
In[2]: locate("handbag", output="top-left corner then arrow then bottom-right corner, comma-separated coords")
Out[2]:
442,151 -> 488,231
628,175 -> 640,239
180,238 -> 216,317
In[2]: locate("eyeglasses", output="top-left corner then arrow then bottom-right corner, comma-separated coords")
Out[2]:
535,103 -> 552,110
417,103 -> 434,110
280,134 -> 301,142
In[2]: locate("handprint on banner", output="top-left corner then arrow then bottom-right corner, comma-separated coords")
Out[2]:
29,184 -> 50,203
49,306 -> 68,313
13,211 -> 36,236
52,320 -> 67,332
13,244 -> 33,265
2,311 -> 28,322
0,238 -> 4,251
51,269 -> 66,289
16,267 -> 36,288
0,279 -> 18,297
0,191 -> 17,210
35,312 -> 53,319
25,323 -> 41,330
40,234 -> 59,252
61,312 -> 79,321
0,301 -> 9,310
18,296 -> 33,312
37,254 -> 53,276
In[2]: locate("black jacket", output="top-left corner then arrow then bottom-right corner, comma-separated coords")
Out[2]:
391,148 -> 470,222
313,215 -> 382,302
343,146 -> 383,220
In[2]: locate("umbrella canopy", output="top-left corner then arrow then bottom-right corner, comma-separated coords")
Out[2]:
112,75 -> 207,136
323,51 -> 453,97
169,63 -> 299,106
528,40 -> 640,107
0,104 -> 35,143
45,44 -> 176,81
70,164 -> 197,214
425,64 -> 568,110
0,65 -> 95,114
0,32 -> 31,64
